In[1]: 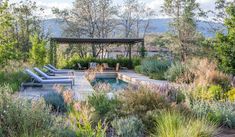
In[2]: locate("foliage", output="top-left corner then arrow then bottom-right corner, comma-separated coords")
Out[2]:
29,33 -> 47,66
11,0 -> 45,59
164,61 -> 194,83
190,58 -> 230,88
64,56 -> 141,69
0,70 -> 30,92
43,92 -> 67,113
207,85 -> 224,100
188,99 -> 235,128
227,88 -> 235,101
118,87 -> 170,117
68,103 -> 107,137
214,3 -> 235,74
152,111 -> 217,137
88,92 -> 120,121
0,1 -> 17,66
136,58 -> 171,80
134,65 -> 142,73
111,116 -> 144,137
165,59 -> 231,89
0,86 -> 61,137
162,0 -> 202,61
142,110 -> 161,134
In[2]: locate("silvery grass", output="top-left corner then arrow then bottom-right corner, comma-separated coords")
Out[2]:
182,84 -> 235,128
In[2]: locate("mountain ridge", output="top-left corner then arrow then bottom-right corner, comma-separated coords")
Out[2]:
41,18 -> 224,38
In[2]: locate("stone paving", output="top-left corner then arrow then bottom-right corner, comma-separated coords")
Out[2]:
18,71 -> 94,101
18,70 -> 169,101
118,71 -> 169,87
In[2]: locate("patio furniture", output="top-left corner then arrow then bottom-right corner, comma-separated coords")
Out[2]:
77,63 -> 87,70
47,64 -> 72,71
102,63 -> 114,70
25,69 -> 73,88
115,63 -> 128,72
34,67 -> 75,82
44,66 -> 74,75
89,62 -> 97,69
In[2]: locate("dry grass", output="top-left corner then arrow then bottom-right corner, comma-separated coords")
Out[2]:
93,82 -> 112,93
190,58 -> 230,86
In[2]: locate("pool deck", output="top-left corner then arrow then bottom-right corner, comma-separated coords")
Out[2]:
18,70 -> 169,101
18,71 -> 95,101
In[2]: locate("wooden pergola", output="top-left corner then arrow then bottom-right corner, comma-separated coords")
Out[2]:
49,37 -> 145,66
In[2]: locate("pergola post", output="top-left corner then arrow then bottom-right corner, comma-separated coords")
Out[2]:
128,43 -> 132,68
49,39 -> 54,65
50,37 -> 144,69
141,40 -> 145,58
49,39 -> 57,66
53,42 -> 57,67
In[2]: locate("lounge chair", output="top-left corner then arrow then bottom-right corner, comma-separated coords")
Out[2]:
89,62 -> 97,69
34,67 -> 75,81
44,66 -> 74,75
115,63 -> 128,72
77,63 -> 87,70
102,63 -> 113,70
25,69 -> 73,88
47,64 -> 71,71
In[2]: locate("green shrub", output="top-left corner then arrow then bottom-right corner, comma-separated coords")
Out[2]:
141,58 -> 170,73
152,111 -> 217,137
29,33 -> 47,66
142,110 -> 161,134
0,70 -> 30,92
164,61 -> 194,83
208,85 -> 224,100
57,129 -> 77,137
189,100 -> 235,128
88,92 -> 120,121
138,58 -> 170,80
134,65 -> 142,73
64,56 -> 141,69
227,88 -> 235,101
0,86 -> 60,137
168,90 -> 186,104
68,105 -> 107,137
112,116 -> 144,137
43,92 -> 67,113
189,85 -> 226,101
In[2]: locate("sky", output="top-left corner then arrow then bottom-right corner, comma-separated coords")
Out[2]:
8,0 -> 224,18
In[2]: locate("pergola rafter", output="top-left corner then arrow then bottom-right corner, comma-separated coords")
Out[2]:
49,37 -> 145,67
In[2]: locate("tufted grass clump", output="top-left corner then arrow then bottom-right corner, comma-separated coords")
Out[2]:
152,111 -> 217,137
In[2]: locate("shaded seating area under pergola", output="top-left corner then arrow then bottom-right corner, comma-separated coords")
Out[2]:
49,37 -> 145,68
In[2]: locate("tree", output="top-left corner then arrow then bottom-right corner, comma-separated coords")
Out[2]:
29,33 -> 47,66
118,0 -> 154,57
205,0 -> 234,33
119,0 -> 154,38
215,3 -> 235,75
0,1 -> 16,66
53,0 -> 117,58
10,0 -> 45,59
162,0 -> 202,61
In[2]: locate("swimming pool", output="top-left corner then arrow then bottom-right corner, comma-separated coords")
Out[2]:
91,78 -> 128,91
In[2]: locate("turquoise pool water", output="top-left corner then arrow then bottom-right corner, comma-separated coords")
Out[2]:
91,78 -> 128,91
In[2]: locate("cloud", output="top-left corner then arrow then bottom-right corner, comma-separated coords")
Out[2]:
146,0 -> 163,10
8,0 -> 223,19
37,1 -> 72,10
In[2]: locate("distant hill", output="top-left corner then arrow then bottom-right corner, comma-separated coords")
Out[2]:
41,18 -> 224,38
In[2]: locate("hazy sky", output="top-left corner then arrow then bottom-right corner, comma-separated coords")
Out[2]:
8,0 -> 224,18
